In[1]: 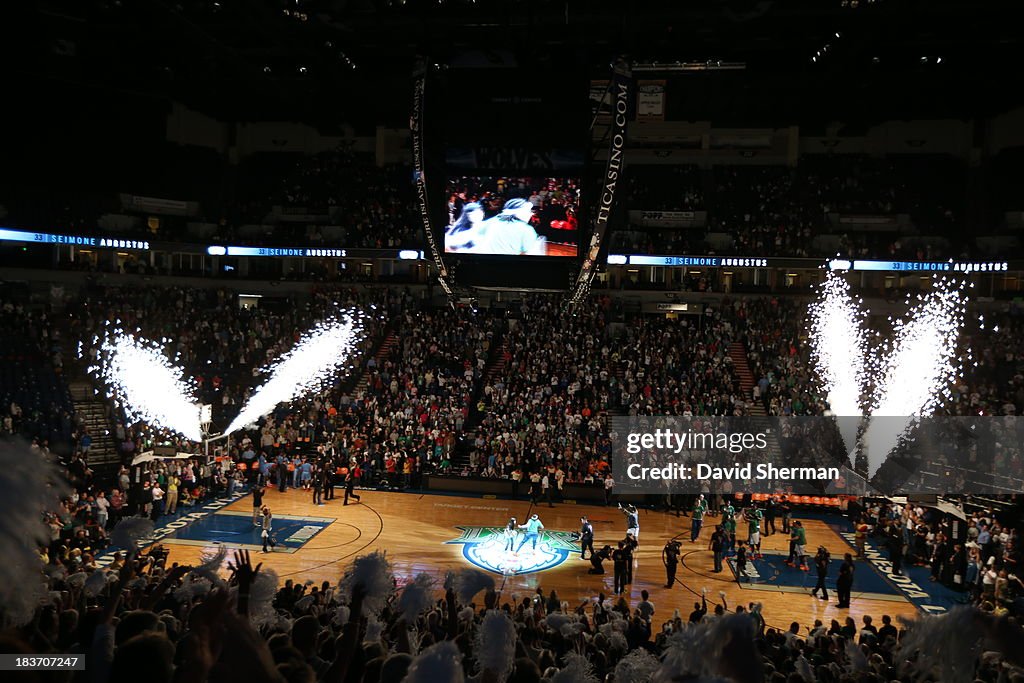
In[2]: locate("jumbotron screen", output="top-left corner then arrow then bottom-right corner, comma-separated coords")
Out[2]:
444,176 -> 580,257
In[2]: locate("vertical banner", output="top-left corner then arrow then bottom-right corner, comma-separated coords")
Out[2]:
637,80 -> 666,122
410,64 -> 454,297
568,61 -> 632,309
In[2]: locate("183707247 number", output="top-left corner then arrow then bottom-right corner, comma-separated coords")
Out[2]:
1,655 -> 85,670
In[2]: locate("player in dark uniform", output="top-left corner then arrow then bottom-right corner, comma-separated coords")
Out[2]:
312,465 -> 323,506
251,485 -> 265,525
324,457 -> 336,500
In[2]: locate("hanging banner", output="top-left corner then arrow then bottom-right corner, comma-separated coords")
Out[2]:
411,65 -> 454,297
636,80 -> 665,122
569,62 -> 632,308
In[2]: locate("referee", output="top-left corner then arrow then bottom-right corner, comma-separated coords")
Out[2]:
579,516 -> 595,559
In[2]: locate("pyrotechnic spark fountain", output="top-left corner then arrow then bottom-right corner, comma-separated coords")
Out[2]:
861,278 -> 968,476
808,271 -> 868,417
89,331 -> 203,442
226,314 -> 363,434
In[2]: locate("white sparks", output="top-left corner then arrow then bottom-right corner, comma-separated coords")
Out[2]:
226,314 -> 363,434
92,330 -> 203,441
862,278 -> 967,476
807,274 -> 969,479
808,271 -> 868,416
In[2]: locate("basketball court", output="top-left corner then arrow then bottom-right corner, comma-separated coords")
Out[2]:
143,487 -> 960,629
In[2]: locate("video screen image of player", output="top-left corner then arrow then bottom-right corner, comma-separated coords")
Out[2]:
444,176 -> 580,257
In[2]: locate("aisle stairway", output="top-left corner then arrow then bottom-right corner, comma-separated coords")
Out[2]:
68,382 -> 120,466
483,338 -> 511,386
461,325 -> 509,431
353,331 -> 399,395
726,342 -> 784,463
728,341 -> 764,416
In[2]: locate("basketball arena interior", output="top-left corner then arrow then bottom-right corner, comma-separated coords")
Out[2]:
3,1 -> 1024,682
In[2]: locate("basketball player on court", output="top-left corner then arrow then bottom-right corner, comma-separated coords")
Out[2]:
252,484 -> 265,525
619,503 -> 640,542
745,503 -> 764,560
260,506 -> 275,553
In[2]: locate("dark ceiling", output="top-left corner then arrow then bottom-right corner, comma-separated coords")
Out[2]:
6,0 -> 1022,131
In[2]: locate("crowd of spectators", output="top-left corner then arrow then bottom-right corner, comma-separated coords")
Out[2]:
10,506 -> 1024,683
710,166 -> 816,258
8,282 -> 1024,682
2,149 -> 1012,267
230,146 -> 421,250
8,274 -> 1024,496
613,156 -> 972,260
622,165 -> 705,212
861,498 -> 1024,613
41,281 -> 1024,488
1,295 -> 75,453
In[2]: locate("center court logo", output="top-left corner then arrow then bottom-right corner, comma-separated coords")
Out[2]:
446,527 -> 580,575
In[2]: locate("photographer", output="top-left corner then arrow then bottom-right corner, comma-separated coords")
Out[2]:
811,545 -> 831,601
589,544 -> 613,574
663,539 -> 681,588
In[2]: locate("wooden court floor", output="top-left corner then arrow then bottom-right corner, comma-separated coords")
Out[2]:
160,488 -> 920,630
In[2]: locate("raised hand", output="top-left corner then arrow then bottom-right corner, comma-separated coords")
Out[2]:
227,549 -> 262,616
227,549 -> 262,589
